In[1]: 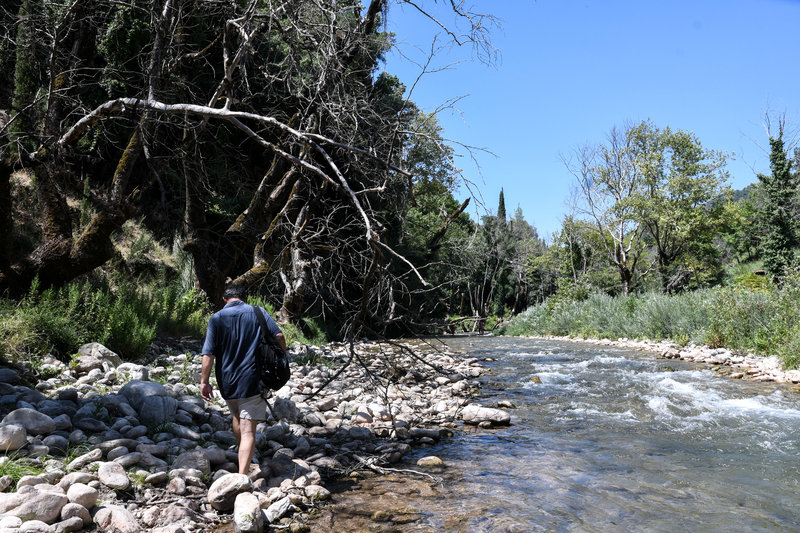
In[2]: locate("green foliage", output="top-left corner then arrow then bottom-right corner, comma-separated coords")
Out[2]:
757,134 -> 798,281
503,271 -> 800,370
0,275 -> 209,365
0,454 -> 44,489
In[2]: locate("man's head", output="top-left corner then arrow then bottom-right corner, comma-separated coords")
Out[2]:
222,284 -> 248,302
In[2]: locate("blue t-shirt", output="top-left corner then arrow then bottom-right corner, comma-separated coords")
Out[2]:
201,300 -> 282,399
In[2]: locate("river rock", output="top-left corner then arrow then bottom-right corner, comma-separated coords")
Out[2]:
119,380 -> 169,410
264,496 -> 292,524
18,519 -> 51,532
66,483 -> 98,509
52,515 -> 84,533
67,448 -> 102,471
233,492 -> 264,533
202,446 -> 228,465
61,502 -> 92,527
304,484 -> 330,501
417,456 -> 444,467
17,475 -> 48,488
461,404 -> 511,426
0,424 -> 27,452
77,343 -> 122,368
0,484 -> 68,523
207,473 -> 252,511
93,504 -> 141,533
116,363 -> 149,381
0,516 -> 21,529
272,398 -> 298,422
98,461 -> 130,490
0,368 -> 20,384
42,434 -> 69,455
2,408 -> 56,436
144,396 -> 179,427
168,424 -> 200,441
172,449 -> 211,475
57,472 -> 96,490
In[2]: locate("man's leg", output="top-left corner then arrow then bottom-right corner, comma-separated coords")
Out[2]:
237,418 -> 258,475
231,414 -> 241,445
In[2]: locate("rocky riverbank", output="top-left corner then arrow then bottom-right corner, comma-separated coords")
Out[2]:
0,339 -> 510,532
534,335 -> 800,385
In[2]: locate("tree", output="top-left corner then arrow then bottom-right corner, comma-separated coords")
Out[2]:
757,124 -> 798,281
0,0 -> 496,340
631,121 -> 730,291
566,124 -> 650,295
497,188 -> 506,221
567,120 -> 730,294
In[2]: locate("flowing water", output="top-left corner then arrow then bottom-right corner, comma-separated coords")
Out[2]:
315,336 -> 800,532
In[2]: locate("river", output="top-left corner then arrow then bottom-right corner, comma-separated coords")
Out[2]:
314,336 -> 800,532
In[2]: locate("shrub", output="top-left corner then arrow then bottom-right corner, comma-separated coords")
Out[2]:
0,276 -> 210,366
500,280 -> 800,370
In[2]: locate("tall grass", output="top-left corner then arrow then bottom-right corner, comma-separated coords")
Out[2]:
500,274 -> 800,369
0,276 -> 209,365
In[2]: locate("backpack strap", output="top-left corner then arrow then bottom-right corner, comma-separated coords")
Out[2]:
251,304 -> 270,340
251,305 -> 282,350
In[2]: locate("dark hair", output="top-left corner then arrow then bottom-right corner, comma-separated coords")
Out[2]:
222,284 -> 248,301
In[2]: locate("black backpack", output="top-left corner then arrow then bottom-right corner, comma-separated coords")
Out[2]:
251,305 -> 290,390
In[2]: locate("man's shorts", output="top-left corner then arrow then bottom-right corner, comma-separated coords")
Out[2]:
225,394 -> 267,421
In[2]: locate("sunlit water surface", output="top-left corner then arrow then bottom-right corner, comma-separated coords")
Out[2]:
319,337 -> 800,533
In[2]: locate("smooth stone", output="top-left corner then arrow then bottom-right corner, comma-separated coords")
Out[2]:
207,473 -> 252,512
97,462 -> 130,490
233,492 -> 264,533
265,496 -> 292,524
416,456 -> 444,467
66,483 -> 98,509
61,502 -> 92,526
0,424 -> 27,452
93,504 -> 141,533
2,408 -> 56,436
67,448 -> 102,471
461,404 -> 511,426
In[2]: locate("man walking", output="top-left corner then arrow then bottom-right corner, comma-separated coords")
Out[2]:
200,284 -> 286,475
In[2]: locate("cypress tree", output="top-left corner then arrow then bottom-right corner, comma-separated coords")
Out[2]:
758,134 -> 797,281
497,188 -> 507,222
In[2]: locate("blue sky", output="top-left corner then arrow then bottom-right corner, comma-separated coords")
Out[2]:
383,0 -> 800,239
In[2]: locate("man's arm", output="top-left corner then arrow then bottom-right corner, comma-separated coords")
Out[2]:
200,354 -> 215,401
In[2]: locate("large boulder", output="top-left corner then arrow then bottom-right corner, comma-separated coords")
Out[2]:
0,485 -> 68,523
118,381 -> 177,426
2,408 -> 56,436
118,380 -> 168,411
207,474 -> 252,512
